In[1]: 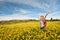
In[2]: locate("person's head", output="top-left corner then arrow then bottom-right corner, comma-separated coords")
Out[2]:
40,15 -> 44,18
40,15 -> 45,21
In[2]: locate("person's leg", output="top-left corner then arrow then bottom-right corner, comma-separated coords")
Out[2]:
41,27 -> 44,30
41,27 -> 46,31
41,27 -> 43,29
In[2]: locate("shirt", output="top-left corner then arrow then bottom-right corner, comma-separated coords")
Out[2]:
40,20 -> 46,27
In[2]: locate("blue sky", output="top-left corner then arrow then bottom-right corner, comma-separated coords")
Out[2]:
0,0 -> 60,20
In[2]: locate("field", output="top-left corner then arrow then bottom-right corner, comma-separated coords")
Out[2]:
0,21 -> 60,40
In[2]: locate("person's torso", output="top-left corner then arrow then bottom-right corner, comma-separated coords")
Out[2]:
40,18 -> 46,27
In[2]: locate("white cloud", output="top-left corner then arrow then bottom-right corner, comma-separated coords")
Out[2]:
0,8 -> 34,20
1,0 -> 58,12
0,0 -> 59,20
4,0 -> 58,12
1,0 -> 48,9
0,11 -> 36,21
0,11 -> 60,21
14,8 -> 31,14
46,11 -> 60,19
18,9 -> 31,14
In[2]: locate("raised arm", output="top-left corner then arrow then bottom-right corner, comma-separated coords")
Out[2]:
45,12 -> 49,18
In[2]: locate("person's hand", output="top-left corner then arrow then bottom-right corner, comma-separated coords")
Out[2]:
45,12 -> 49,18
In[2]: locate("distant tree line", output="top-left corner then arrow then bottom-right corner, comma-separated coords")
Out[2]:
0,19 -> 38,25
0,18 -> 60,24
50,18 -> 60,21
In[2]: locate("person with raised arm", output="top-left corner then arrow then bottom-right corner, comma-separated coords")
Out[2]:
39,12 -> 49,31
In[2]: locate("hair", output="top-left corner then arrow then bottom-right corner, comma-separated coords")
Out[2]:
40,15 -> 44,17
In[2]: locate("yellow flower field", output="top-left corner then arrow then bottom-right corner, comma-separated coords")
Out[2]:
0,21 -> 60,40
